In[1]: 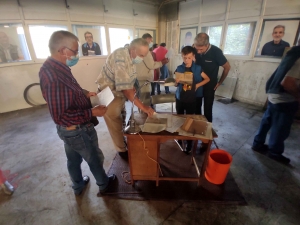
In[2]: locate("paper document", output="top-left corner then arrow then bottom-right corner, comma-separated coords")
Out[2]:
152,114 -> 186,133
90,86 -> 114,107
178,120 -> 213,140
141,116 -> 167,133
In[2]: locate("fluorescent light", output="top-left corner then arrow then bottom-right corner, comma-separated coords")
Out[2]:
4,25 -> 9,28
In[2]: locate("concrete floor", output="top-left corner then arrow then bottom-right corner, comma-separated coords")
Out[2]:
0,94 -> 300,225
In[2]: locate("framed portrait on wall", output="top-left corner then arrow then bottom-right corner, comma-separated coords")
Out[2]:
179,26 -> 198,53
255,18 -> 300,58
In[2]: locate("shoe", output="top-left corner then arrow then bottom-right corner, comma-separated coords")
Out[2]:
97,174 -> 116,196
118,151 -> 128,160
252,144 -> 269,153
75,175 -> 90,196
165,91 -> 171,94
268,153 -> 290,164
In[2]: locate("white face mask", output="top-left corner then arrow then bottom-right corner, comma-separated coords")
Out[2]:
149,42 -> 153,48
132,55 -> 143,64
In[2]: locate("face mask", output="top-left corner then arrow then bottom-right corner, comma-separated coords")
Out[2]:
149,42 -> 153,48
132,56 -> 143,64
66,55 -> 79,67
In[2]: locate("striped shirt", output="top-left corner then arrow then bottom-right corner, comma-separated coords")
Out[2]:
39,57 -> 92,127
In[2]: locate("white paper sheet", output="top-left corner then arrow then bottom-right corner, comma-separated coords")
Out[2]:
153,114 -> 186,133
90,86 -> 114,107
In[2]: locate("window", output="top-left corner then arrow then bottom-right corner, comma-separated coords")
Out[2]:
224,22 -> 256,55
109,28 -> 133,52
201,25 -> 223,48
72,25 -> 107,56
0,24 -> 31,64
29,25 -> 67,59
135,28 -> 156,43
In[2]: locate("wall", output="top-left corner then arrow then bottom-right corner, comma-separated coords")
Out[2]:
166,0 -> 300,106
0,0 -> 158,113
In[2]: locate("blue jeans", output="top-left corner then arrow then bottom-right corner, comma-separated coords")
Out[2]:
253,101 -> 298,156
160,65 -> 169,93
57,123 -> 109,194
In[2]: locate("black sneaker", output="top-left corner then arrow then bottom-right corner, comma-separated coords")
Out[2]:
97,174 -> 116,196
118,151 -> 128,160
252,144 -> 269,153
75,175 -> 90,196
183,147 -> 192,155
268,153 -> 290,164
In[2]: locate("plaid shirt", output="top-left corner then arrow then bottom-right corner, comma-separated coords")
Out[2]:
39,57 -> 92,127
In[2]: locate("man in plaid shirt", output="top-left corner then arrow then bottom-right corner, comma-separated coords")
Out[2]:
39,30 -> 115,196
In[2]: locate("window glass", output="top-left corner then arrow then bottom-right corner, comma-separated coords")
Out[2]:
29,25 -> 67,59
109,28 -> 133,52
0,24 -> 31,64
72,25 -> 107,56
135,28 -> 156,43
201,26 -> 223,48
224,22 -> 256,55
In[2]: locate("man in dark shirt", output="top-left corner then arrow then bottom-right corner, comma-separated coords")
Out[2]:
261,25 -> 290,57
81,31 -> 101,56
39,30 -> 115,196
194,33 -> 231,122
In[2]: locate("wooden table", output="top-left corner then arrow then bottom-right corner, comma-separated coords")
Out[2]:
124,113 -> 217,187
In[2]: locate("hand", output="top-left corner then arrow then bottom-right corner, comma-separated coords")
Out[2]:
161,58 -> 169,65
92,105 -> 107,117
86,92 -> 97,98
214,82 -> 221,91
142,106 -> 155,117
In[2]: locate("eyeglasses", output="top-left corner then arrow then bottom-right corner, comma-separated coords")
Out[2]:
85,35 -> 93,39
64,46 -> 78,56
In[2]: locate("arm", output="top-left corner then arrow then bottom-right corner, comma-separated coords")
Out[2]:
196,72 -> 210,90
95,44 -> 101,55
281,76 -> 300,103
214,61 -> 231,90
143,51 -> 163,69
122,88 -> 155,117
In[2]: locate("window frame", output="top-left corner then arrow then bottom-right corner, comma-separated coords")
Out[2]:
71,23 -> 108,58
107,24 -> 135,54
0,21 -> 34,68
222,17 -> 260,59
200,22 -> 225,49
25,21 -> 69,63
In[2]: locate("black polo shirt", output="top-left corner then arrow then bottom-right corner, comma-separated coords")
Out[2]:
195,45 -> 227,87
261,40 -> 290,57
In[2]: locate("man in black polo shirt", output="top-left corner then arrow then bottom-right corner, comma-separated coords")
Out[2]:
194,33 -> 231,122
261,25 -> 290,57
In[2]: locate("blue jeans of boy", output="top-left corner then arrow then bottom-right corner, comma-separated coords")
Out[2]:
57,123 -> 109,194
160,65 -> 169,93
253,101 -> 298,156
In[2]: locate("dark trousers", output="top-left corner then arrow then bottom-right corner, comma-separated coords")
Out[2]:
195,97 -> 203,115
202,84 -> 215,122
176,98 -> 195,149
151,82 -> 160,95
253,101 -> 298,156
160,65 -> 169,93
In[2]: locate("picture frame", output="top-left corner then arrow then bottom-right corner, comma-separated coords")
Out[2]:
255,18 -> 300,58
178,27 -> 198,53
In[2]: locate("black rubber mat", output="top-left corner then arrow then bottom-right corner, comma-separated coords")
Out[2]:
104,140 -> 246,205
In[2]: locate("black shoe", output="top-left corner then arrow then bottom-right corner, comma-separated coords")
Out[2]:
75,175 -> 90,196
97,174 -> 116,196
252,144 -> 269,153
118,151 -> 128,160
268,153 -> 290,164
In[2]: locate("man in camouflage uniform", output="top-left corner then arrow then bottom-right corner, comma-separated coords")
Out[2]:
96,38 -> 155,159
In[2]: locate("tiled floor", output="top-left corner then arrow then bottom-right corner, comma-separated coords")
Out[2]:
0,96 -> 299,225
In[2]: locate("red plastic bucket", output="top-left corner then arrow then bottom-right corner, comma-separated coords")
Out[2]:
205,149 -> 232,185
